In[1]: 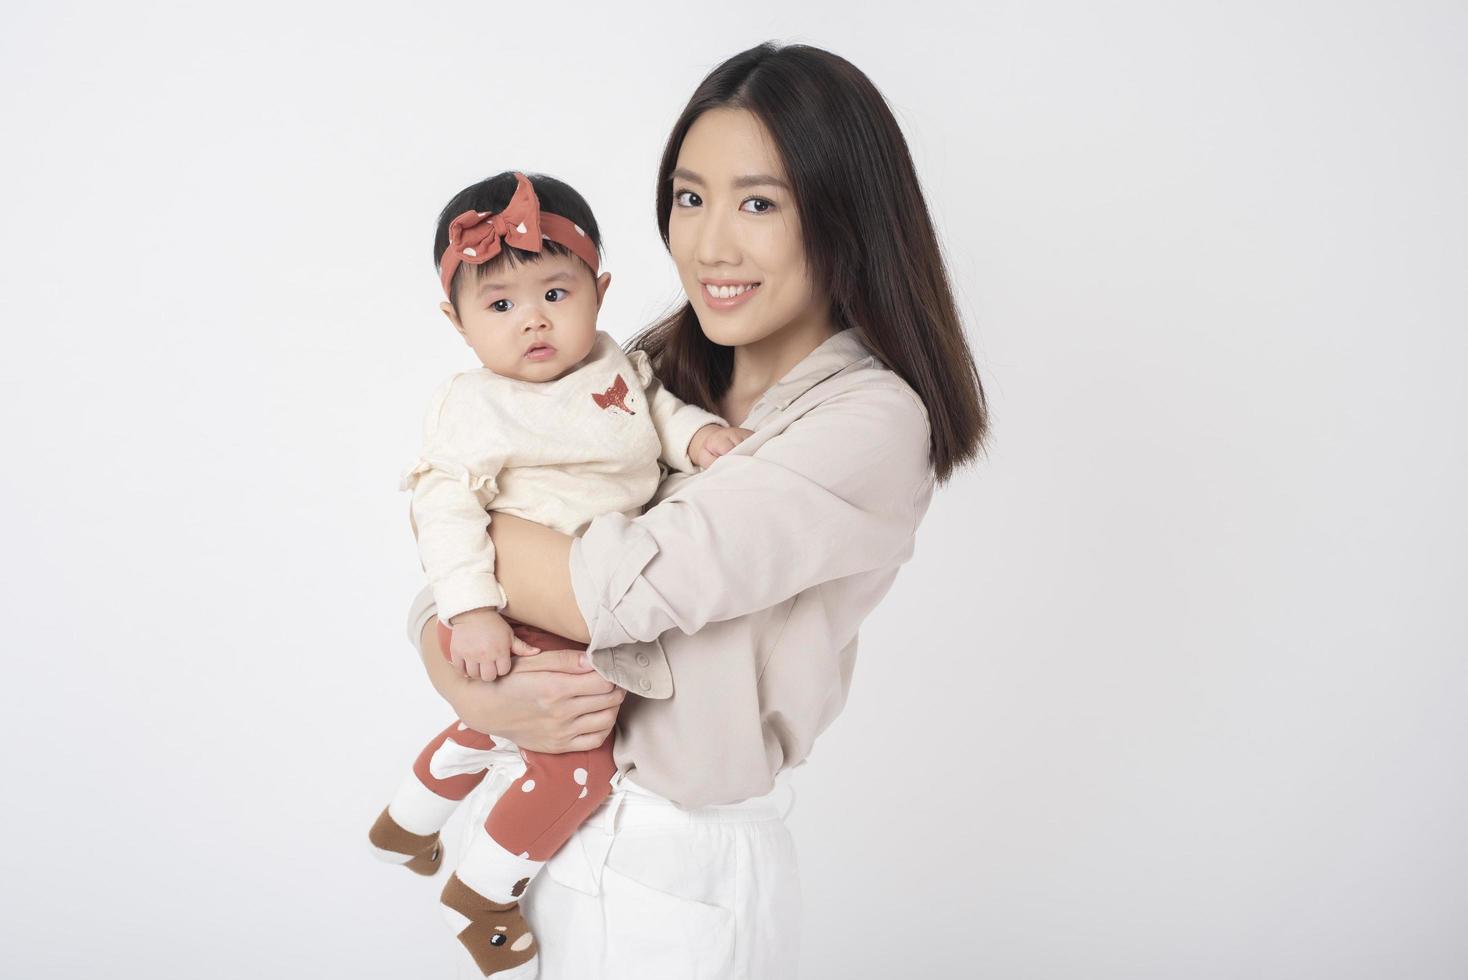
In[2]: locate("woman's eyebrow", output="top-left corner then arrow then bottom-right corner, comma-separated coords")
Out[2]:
671,167 -> 789,191
731,173 -> 790,190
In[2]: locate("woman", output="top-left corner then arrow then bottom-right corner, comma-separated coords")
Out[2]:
409,41 -> 987,978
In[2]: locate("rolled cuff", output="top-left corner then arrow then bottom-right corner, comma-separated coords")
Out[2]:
569,514 -> 673,700
569,513 -> 659,654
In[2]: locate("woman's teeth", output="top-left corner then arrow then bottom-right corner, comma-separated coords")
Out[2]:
705,283 -> 759,299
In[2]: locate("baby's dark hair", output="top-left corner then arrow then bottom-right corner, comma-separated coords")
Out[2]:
433,171 -> 603,312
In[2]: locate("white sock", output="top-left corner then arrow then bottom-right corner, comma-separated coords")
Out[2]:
456,827 -> 545,903
386,774 -> 464,836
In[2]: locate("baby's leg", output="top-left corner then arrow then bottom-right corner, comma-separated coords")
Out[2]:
442,733 -> 617,978
483,733 -> 620,863
369,718 -> 502,873
441,623 -> 618,978
370,626 -> 506,875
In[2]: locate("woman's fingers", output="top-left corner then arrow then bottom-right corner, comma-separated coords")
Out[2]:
507,648 -> 596,674
566,728 -> 615,753
567,688 -> 626,716
570,705 -> 621,737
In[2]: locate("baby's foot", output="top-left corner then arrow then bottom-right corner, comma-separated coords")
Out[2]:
440,873 -> 539,978
367,807 -> 444,876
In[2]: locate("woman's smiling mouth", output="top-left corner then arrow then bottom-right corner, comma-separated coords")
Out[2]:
701,280 -> 761,310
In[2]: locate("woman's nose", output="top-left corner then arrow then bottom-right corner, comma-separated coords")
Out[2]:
694,204 -> 740,267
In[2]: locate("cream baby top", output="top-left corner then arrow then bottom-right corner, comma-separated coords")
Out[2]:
403,330 -> 725,624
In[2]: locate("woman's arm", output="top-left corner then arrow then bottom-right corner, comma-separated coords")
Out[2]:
417,618 -> 623,753
492,383 -> 933,655
485,517 -> 589,643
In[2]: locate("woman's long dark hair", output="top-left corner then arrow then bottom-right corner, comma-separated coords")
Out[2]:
632,42 -> 988,482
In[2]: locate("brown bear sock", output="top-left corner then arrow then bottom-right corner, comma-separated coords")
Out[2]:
440,873 -> 538,978
367,806 -> 444,876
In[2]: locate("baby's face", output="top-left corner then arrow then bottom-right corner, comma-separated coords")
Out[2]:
444,252 -> 609,382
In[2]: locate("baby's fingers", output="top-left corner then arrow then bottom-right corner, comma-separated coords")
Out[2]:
722,429 -> 752,451
511,636 -> 541,657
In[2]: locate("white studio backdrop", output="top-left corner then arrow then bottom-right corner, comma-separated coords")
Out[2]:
1,2 -> 1465,978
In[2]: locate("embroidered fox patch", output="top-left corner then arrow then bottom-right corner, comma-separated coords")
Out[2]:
592,374 -> 636,415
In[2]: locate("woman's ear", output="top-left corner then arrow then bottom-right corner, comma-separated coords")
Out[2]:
594,271 -> 612,310
439,301 -> 467,338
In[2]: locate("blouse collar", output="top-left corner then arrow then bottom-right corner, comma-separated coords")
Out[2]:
745,328 -> 875,426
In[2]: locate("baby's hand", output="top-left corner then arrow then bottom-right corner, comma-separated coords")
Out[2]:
448,609 -> 541,681
690,424 -> 753,468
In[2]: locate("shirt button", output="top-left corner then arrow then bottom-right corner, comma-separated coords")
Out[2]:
635,652 -> 650,667
638,678 -> 651,692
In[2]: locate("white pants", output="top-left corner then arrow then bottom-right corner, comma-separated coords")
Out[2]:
453,760 -> 803,980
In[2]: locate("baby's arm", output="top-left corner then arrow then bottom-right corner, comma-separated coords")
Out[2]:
407,470 -> 540,679
629,349 -> 752,471
403,378 -> 538,680
687,422 -> 753,468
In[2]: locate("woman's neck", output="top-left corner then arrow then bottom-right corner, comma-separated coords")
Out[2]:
722,316 -> 839,425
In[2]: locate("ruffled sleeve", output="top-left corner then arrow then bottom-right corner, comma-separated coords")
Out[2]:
402,375 -> 510,622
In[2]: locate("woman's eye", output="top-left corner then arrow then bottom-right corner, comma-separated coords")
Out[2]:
741,197 -> 775,214
490,299 -> 513,313
674,189 -> 702,208
545,287 -> 568,302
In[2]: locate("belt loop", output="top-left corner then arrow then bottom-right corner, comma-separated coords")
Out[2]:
603,771 -> 629,832
779,782 -> 798,820
778,765 -> 802,820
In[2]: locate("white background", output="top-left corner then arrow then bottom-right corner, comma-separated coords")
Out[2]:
2,2 -> 1465,978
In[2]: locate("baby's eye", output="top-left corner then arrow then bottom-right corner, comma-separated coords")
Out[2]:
740,197 -> 775,214
674,189 -> 702,208
545,287 -> 569,302
490,298 -> 513,313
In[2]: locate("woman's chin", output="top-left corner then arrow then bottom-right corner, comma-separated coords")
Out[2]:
694,311 -> 780,349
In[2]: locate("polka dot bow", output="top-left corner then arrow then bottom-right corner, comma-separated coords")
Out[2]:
438,171 -> 599,297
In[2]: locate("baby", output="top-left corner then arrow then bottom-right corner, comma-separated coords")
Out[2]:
368,171 -> 748,979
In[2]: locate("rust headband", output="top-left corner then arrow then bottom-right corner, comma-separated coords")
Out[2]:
438,171 -> 600,298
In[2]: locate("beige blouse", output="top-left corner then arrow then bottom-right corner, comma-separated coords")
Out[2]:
409,327 -> 935,809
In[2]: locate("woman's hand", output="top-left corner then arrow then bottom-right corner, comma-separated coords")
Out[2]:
418,618 -> 624,754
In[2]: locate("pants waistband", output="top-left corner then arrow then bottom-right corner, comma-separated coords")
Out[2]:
581,769 -> 798,830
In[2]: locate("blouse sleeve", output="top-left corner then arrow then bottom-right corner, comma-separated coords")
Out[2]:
401,376 -> 510,623
568,381 -> 933,655
628,348 -> 728,473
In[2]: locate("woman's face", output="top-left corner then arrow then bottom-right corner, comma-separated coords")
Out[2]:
667,108 -> 831,348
